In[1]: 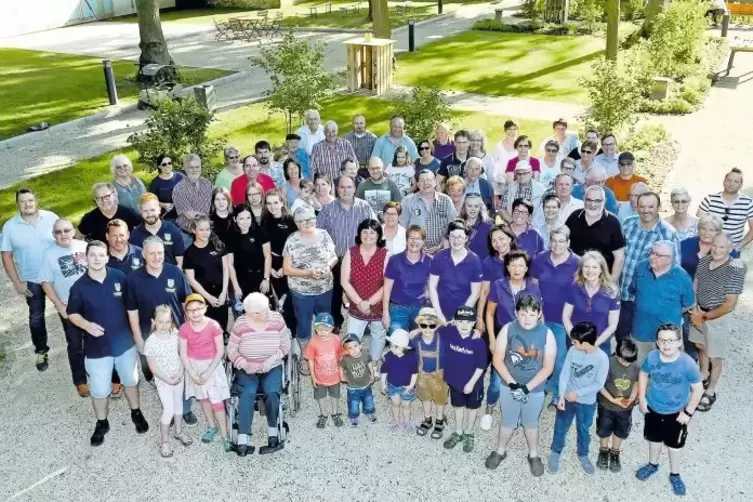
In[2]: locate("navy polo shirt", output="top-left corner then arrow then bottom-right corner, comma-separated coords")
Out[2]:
530,251 -> 581,325
108,244 -> 144,276
384,251 -> 433,306
67,267 -> 135,359
129,220 -> 185,265
630,262 -> 694,342
125,264 -> 191,336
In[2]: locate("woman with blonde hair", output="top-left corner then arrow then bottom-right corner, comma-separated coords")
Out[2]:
433,123 -> 455,160
111,154 -> 146,215
314,175 -> 336,208
665,186 -> 699,240
244,182 -> 266,225
562,251 -> 620,355
444,175 -> 466,215
468,129 -> 496,186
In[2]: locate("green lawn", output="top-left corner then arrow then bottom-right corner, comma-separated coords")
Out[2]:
395,31 -> 606,103
0,94 -> 553,225
0,48 -> 231,140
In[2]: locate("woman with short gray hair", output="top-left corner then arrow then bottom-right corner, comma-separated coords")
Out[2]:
111,154 -> 146,215
214,146 -> 243,190
665,186 -> 698,240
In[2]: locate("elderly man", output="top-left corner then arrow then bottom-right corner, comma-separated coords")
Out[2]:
355,156 -> 402,215
107,219 -> 144,276
572,166 -> 619,214
436,130 -> 471,188
344,114 -> 377,167
500,161 -> 546,222
78,183 -> 140,242
214,146 -> 243,190
697,167 -> 753,252
311,121 -> 358,181
67,240 -> 148,446
130,193 -> 184,267
605,152 -> 647,203
618,182 -> 648,223
566,185 -> 625,275
40,218 -> 88,395
617,192 -> 681,342
231,155 -> 275,205
401,169 -> 457,254
372,115 -> 419,167
688,233 -> 747,412
1,189 -> 58,371
629,240 -> 695,363
296,109 -> 325,155
173,154 -> 213,245
593,134 -> 620,177
255,140 -> 285,188
464,157 -> 494,211
283,133 -> 311,179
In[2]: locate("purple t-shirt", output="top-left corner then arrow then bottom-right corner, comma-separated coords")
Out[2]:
430,249 -> 483,320
566,283 -> 620,337
530,251 -> 581,325
433,140 -> 455,161
487,278 -> 542,328
439,325 -> 487,391
515,226 -> 545,258
385,251 -> 432,306
468,220 -> 493,261
381,350 -> 419,387
481,255 -> 505,283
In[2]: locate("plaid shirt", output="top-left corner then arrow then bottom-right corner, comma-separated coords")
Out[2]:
400,191 -> 457,249
620,215 -> 680,301
311,139 -> 357,181
501,181 -> 533,211
173,176 -> 213,232
344,131 -> 377,165
317,197 -> 376,257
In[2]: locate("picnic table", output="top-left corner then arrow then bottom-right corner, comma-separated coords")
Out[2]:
726,36 -> 753,75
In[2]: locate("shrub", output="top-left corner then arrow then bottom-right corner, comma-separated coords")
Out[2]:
393,86 -> 451,145
621,123 -> 671,153
622,0 -> 646,20
575,0 -> 604,24
644,0 -> 707,79
580,57 -> 641,133
209,0 -> 281,8
472,19 -> 600,36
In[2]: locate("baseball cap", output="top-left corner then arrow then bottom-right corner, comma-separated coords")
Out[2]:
514,160 -> 532,172
342,333 -> 360,346
618,152 -> 635,164
454,306 -> 476,322
314,312 -> 335,327
286,133 -> 301,141
184,293 -> 206,307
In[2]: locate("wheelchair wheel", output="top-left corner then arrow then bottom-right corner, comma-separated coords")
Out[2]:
291,353 -> 301,414
226,396 -> 238,444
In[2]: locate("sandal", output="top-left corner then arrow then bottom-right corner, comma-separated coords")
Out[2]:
702,377 -> 710,389
316,414 -> 328,429
331,413 -> 344,427
431,417 -> 446,439
174,432 -> 193,446
416,417 -> 432,436
160,442 -> 173,458
697,392 -> 717,412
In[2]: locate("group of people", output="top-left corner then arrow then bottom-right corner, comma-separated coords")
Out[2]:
1,111 -> 751,495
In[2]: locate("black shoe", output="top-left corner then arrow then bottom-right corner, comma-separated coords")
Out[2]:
235,444 -> 255,457
131,409 -> 149,434
258,436 -> 284,455
91,420 -> 110,447
183,411 -> 198,426
34,352 -> 49,372
596,448 -> 610,470
609,450 -> 622,473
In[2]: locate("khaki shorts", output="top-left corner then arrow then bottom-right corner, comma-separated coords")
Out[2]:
688,315 -> 729,359
415,370 -> 449,405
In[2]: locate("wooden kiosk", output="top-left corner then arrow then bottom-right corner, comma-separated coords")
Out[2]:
344,37 -> 395,95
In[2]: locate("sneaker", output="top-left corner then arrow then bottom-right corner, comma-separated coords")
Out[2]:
316,414 -> 328,429
350,417 -> 359,427
366,413 -> 377,423
183,411 -> 198,426
202,426 -> 219,443
174,432 -> 193,446
222,436 -> 232,452
160,442 -> 173,458
34,352 -> 49,372
579,455 -> 595,474
479,414 -> 493,431
258,436 -> 284,455
443,432 -> 463,450
110,383 -> 122,399
609,450 -> 622,473
596,448 -> 610,470
547,451 -> 561,473
636,463 -> 660,481
331,413 -> 344,427
131,409 -> 149,434
669,474 -> 687,496
76,384 -> 90,398
462,433 -> 475,452
90,420 -> 110,447
528,456 -> 545,477
485,451 -> 507,470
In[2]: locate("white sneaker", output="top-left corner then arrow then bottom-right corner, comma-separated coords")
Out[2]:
480,414 -> 493,431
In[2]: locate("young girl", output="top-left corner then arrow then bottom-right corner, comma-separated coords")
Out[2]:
144,306 -> 194,457
380,329 -> 419,429
386,146 -> 416,196
290,178 -> 322,214
179,293 -> 232,452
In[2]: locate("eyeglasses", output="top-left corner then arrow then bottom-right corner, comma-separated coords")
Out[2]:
54,228 -> 74,235
581,150 -> 594,155
584,198 -> 603,204
186,307 -> 205,314
551,238 -> 568,245
671,199 -> 690,204
227,156 -> 239,161
419,146 -> 431,151
116,164 -> 130,170
656,338 -> 679,345
297,218 -> 316,224
419,323 -> 437,329
247,192 -> 262,197
545,148 -> 559,153
512,209 -> 530,216
96,192 -> 115,202
160,161 -> 172,167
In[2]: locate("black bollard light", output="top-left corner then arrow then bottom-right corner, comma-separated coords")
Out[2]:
438,0 -> 443,15
103,60 -> 118,105
408,20 -> 416,52
721,13 -> 730,38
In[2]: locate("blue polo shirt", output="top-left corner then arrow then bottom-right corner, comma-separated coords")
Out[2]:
430,249 -> 483,320
125,264 -> 191,337
530,251 -> 581,325
0,210 -> 58,282
108,244 -> 144,276
129,220 -> 185,265
468,220 -> 493,261
488,277 -> 542,327
566,283 -> 620,338
572,184 -> 619,215
384,251 -> 433,306
515,226 -> 545,259
630,262 -> 694,342
67,267 -> 134,358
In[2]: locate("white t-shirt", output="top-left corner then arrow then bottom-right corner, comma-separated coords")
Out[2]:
39,240 -> 87,303
383,225 -> 407,255
537,156 -> 562,189
386,164 -> 415,196
143,331 -> 183,388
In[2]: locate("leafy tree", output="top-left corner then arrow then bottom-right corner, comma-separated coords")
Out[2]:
250,31 -> 337,134
394,87 -> 451,144
579,57 -> 640,134
135,0 -> 174,68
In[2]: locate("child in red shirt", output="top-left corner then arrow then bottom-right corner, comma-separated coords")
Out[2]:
304,313 -> 345,428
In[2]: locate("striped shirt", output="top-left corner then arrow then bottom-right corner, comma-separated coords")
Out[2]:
620,215 -> 681,301
311,139 -> 357,181
344,131 -> 377,165
173,176 -> 213,232
226,311 -> 291,373
698,192 -> 753,244
400,191 -> 457,249
317,197 -> 376,257
694,255 -> 747,310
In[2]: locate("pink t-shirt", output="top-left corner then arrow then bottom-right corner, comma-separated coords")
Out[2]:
179,319 -> 223,360
505,157 -> 541,173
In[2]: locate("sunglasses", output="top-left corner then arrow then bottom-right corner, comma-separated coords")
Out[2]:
545,148 -> 559,153
160,161 -> 172,167
419,323 -> 437,329
722,207 -> 730,221
419,146 -> 431,151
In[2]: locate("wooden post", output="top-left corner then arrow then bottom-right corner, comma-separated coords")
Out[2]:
606,0 -> 619,61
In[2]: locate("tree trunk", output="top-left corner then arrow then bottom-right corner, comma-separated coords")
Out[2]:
606,0 -> 619,61
135,0 -> 174,68
372,0 -> 391,38
641,0 -> 668,37
367,0 -> 373,22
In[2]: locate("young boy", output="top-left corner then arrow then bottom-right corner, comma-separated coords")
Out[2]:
636,323 -> 704,496
596,339 -> 639,472
340,333 -> 377,426
380,329 -> 419,428
440,306 -> 487,453
303,313 -> 345,428
548,321 -> 609,475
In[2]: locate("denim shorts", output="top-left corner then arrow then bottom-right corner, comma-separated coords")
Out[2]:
85,347 -> 139,399
499,386 -> 545,429
386,382 -> 416,402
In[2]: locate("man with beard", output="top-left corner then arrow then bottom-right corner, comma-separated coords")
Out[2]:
130,193 -> 184,267
355,156 -> 402,216
77,182 -> 140,242
255,140 -> 285,188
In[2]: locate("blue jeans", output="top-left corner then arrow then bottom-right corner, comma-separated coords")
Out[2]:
545,322 -> 568,400
237,365 -> 283,434
347,387 -> 376,419
291,290 -> 333,341
550,401 -> 597,457
388,303 -> 423,332
487,369 -> 502,407
26,282 -> 48,353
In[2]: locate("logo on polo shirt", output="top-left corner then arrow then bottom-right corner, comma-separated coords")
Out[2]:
163,233 -> 173,246
132,257 -> 140,269
166,278 -> 176,293
114,283 -> 122,297
413,208 -> 422,216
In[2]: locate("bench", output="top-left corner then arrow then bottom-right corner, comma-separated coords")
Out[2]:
339,3 -> 361,17
213,18 -> 231,41
725,36 -> 753,75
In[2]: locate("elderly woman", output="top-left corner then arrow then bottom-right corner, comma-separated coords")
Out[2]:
415,139 -> 441,175
314,175 -> 336,208
149,154 -> 184,221
227,292 -> 292,456
214,146 -> 243,190
509,198 -> 545,258
665,186 -> 699,240
341,219 -> 390,361
504,135 -> 541,183
281,158 -> 303,207
468,130 -> 496,186
382,201 -> 406,255
464,157 -> 494,211
563,250 -> 620,356
538,140 -> 562,188
383,225 -> 433,332
111,154 -> 146,215
461,194 -> 494,261
282,206 -> 338,373
444,176 -> 467,215
428,219 -> 483,323
530,226 -> 580,405
433,123 -> 455,160
532,193 -> 561,248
